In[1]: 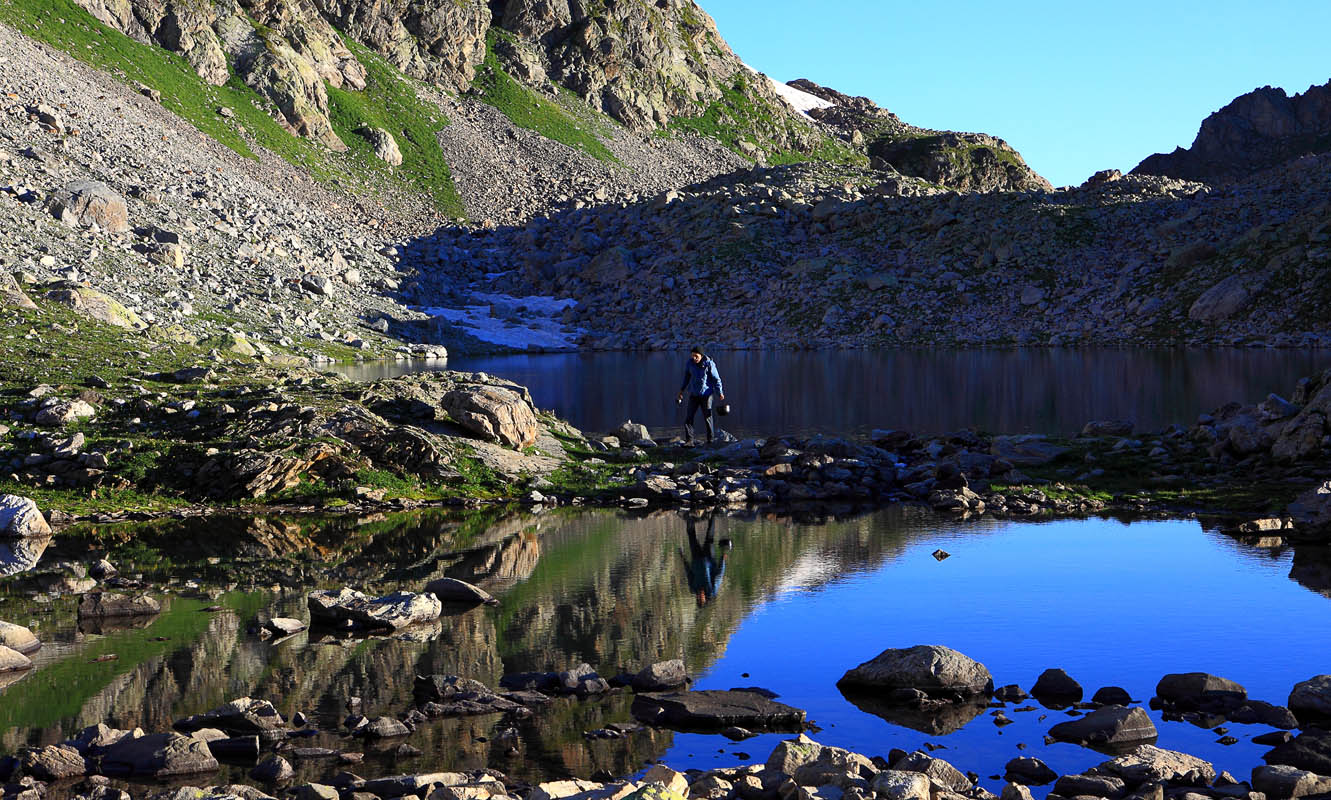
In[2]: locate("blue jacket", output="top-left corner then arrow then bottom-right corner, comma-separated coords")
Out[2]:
680,356 -> 723,397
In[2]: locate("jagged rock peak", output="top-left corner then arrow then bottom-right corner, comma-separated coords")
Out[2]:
1133,79 -> 1331,182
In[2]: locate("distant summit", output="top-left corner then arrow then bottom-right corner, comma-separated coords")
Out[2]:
1133,80 -> 1331,182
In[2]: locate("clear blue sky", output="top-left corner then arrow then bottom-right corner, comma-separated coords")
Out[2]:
704,0 -> 1331,186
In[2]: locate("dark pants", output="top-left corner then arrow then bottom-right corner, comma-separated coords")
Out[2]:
683,394 -> 714,443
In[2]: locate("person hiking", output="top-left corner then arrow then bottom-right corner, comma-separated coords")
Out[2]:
676,346 -> 725,445
679,515 -> 728,606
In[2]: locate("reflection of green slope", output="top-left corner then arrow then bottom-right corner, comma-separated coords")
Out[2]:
0,591 -> 265,733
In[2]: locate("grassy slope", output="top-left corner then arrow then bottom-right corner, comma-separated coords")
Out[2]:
668,73 -> 865,166
0,0 -> 464,217
472,30 -> 617,164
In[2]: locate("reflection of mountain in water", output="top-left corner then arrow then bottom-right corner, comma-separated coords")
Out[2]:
0,506 -> 960,782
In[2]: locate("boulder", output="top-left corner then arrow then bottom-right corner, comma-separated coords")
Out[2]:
1004,757 -> 1057,785
1288,485 -> 1331,540
1264,731 -> 1331,774
837,644 -> 993,698
0,271 -> 36,310
1091,686 -> 1133,705
45,286 -> 146,329
1290,675 -> 1331,723
1155,672 -> 1246,707
641,765 -> 689,796
357,715 -> 410,738
632,659 -> 688,692
306,588 -> 441,630
869,771 -> 931,800
989,435 -> 1068,466
20,744 -> 87,780
0,621 -> 40,654
630,689 -> 805,731
1048,705 -> 1158,749
0,495 -> 51,537
357,126 -> 403,166
1089,745 -> 1216,785
423,577 -> 497,605
1251,764 -> 1331,799
47,180 -> 129,233
413,674 -> 523,716
442,384 -> 540,449
78,592 -> 162,619
890,751 -> 971,792
34,398 -> 97,426
99,732 -> 219,778
616,421 -> 650,442
1188,273 -> 1267,321
1052,773 -> 1126,798
1031,667 -> 1083,703
250,754 -> 294,783
175,697 -> 286,734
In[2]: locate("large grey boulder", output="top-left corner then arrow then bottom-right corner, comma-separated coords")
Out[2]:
442,384 -> 540,449
1251,764 -> 1331,799
99,732 -> 219,778
20,744 -> 87,780
1155,672 -> 1246,706
1089,744 -> 1216,785
307,588 -> 441,630
47,180 -> 130,233
0,495 -> 51,537
1048,705 -> 1158,749
1290,675 -> 1331,723
0,271 -> 36,310
837,644 -> 993,698
44,286 -> 147,329
869,771 -> 931,800
890,751 -> 971,792
632,659 -> 688,692
0,621 -> 40,654
1188,273 -> 1267,321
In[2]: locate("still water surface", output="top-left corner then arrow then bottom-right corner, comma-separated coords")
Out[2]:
332,349 -> 1327,437
1,508 -> 1327,794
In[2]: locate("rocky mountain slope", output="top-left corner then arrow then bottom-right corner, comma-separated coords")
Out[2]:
791,79 -> 1050,193
411,153 -> 1331,350
1134,79 -> 1331,183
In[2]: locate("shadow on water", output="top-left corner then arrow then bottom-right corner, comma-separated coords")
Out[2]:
329,348 -> 1329,438
3,506 -> 1331,793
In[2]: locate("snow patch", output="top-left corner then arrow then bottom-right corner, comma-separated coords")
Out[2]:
741,63 -> 833,117
420,293 -> 582,351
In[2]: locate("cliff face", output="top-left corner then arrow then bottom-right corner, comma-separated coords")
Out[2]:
70,0 -> 815,155
1133,81 -> 1331,182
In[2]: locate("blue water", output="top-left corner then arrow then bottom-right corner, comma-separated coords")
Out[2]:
657,516 -> 1327,790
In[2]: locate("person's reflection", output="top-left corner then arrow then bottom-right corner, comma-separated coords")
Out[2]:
680,515 -> 729,606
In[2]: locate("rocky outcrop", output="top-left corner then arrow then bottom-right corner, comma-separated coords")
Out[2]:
1134,80 -> 1331,182
314,0 -> 488,91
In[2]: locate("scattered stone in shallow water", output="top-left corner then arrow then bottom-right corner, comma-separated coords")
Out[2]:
1048,705 -> 1158,750
631,689 -> 805,731
78,592 -> 162,619
1030,667 -> 1083,705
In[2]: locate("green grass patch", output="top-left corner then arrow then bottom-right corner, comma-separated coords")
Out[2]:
327,38 -> 464,217
472,31 -> 616,163
668,74 -> 864,167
